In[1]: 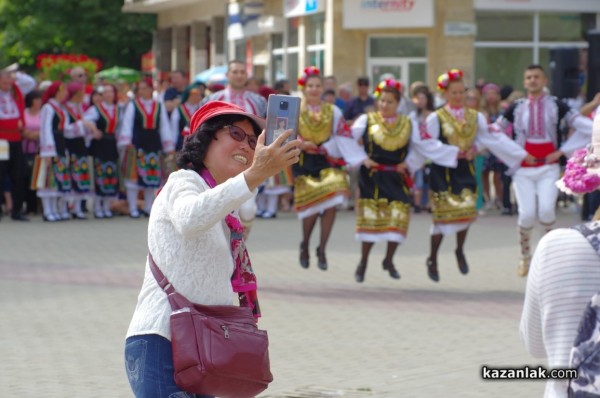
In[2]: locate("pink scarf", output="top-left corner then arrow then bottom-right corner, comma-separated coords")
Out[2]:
200,169 -> 261,318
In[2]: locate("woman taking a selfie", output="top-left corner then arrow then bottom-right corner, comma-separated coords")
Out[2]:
124,101 -> 300,397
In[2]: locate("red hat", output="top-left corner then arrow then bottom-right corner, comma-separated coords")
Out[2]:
189,100 -> 265,136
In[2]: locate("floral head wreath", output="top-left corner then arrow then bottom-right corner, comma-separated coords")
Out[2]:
437,69 -> 464,91
297,66 -> 320,89
373,79 -> 403,99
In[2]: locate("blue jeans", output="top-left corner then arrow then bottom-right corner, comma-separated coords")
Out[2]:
125,334 -> 214,398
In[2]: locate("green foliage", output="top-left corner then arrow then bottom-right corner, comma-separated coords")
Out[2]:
0,0 -> 156,73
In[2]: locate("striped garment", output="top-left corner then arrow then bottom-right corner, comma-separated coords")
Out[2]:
520,227 -> 600,398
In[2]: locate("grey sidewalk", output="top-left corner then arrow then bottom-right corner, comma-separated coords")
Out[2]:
0,205 -> 582,397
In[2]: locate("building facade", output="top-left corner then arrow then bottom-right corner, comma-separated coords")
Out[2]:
123,0 -> 600,92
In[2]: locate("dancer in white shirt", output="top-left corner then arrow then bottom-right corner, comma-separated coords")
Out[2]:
492,65 -> 592,276
119,78 -> 174,218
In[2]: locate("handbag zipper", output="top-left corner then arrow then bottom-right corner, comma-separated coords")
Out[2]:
221,325 -> 230,339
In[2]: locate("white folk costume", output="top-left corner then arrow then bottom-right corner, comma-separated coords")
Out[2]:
425,105 -> 527,236
293,102 -> 349,219
338,112 -> 458,243
492,94 -> 592,274
201,88 -> 267,118
119,97 -> 173,217
0,72 -> 36,219
170,102 -> 200,152
64,100 -> 92,218
36,98 -> 87,221
84,101 -> 121,218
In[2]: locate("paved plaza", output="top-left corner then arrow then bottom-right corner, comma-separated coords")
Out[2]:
0,204 -> 584,397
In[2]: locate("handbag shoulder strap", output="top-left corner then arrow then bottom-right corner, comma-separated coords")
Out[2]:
148,252 -> 194,311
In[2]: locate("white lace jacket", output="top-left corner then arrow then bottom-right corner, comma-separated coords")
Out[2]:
126,169 -> 254,340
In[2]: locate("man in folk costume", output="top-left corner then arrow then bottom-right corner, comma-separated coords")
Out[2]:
119,77 -> 174,218
170,83 -> 203,152
201,60 -> 266,118
491,65 -> 592,277
0,69 -> 36,221
83,83 -> 121,219
201,59 -> 266,236
64,82 -> 98,219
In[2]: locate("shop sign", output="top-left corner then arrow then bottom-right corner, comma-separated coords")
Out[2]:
475,0 -> 600,12
444,22 -> 477,36
284,0 -> 325,17
343,0 -> 434,29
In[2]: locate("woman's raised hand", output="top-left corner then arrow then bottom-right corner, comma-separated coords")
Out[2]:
243,129 -> 301,191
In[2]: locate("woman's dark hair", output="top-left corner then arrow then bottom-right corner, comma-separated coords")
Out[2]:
177,114 -> 262,172
380,85 -> 401,102
25,90 -> 42,108
413,86 -> 435,113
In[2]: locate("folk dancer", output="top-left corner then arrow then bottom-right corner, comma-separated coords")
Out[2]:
201,59 -> 267,235
64,82 -> 95,219
294,66 -> 349,271
491,65 -> 592,276
119,78 -> 174,218
84,83 -> 121,219
0,70 -> 36,221
423,69 -> 534,282
37,82 -> 97,221
337,79 -> 459,282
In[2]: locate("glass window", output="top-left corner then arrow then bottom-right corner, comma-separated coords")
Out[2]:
272,33 -> 283,49
409,63 -> 426,87
475,48 -> 533,89
476,12 -> 533,42
288,52 -> 299,91
308,50 -> 324,73
287,17 -> 300,47
272,54 -> 285,83
306,13 -> 325,45
234,40 -> 246,62
370,65 -> 402,87
369,37 -> 426,58
539,13 -> 592,42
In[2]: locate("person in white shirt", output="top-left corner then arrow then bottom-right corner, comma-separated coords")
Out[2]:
520,110 -> 600,398
201,60 -> 266,118
119,78 -> 174,218
83,83 -> 122,219
492,65 -> 592,276
0,70 -> 36,221
124,100 -> 300,397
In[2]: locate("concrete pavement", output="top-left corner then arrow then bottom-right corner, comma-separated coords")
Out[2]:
0,205 -> 583,397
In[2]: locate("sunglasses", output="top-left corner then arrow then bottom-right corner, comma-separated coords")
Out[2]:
224,125 -> 257,150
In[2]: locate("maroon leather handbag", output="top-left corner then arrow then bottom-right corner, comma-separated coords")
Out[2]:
148,254 -> 273,398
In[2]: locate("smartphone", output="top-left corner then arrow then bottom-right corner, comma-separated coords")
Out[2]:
265,94 -> 301,146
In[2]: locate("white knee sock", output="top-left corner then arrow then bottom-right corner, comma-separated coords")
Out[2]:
143,188 -> 156,214
102,197 -> 112,215
127,188 -> 139,215
94,197 -> 103,216
58,197 -> 69,218
41,197 -> 53,217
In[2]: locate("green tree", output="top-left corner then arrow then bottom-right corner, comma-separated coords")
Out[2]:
0,0 -> 156,72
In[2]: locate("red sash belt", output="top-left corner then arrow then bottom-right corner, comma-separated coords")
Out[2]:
521,142 -> 556,167
372,164 -> 414,188
0,118 -> 21,141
